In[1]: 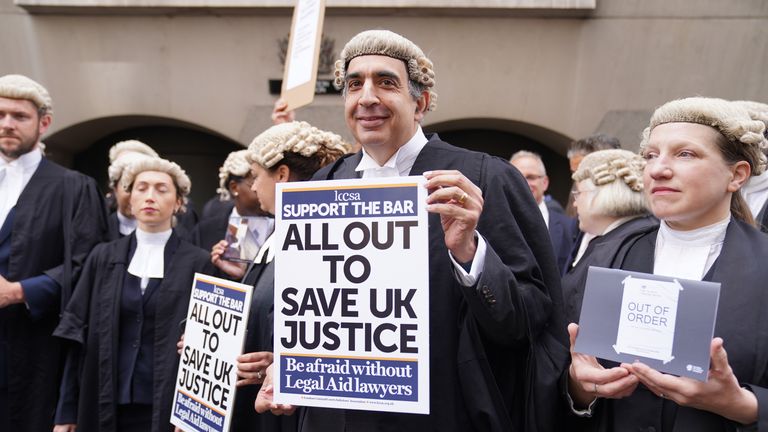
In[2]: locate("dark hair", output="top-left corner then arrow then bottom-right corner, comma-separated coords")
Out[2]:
227,173 -> 247,185
712,131 -> 757,226
568,133 -> 621,158
268,151 -> 337,181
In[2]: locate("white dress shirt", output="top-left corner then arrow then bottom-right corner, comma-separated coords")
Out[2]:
741,171 -> 768,219
117,211 -> 138,236
354,126 -> 487,286
538,200 -> 550,229
0,146 -> 42,228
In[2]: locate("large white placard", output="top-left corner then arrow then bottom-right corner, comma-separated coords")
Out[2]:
171,273 -> 253,432
273,177 -> 430,414
284,0 -> 323,91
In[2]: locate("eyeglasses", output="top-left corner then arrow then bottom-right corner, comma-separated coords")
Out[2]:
524,174 -> 545,182
571,189 -> 595,198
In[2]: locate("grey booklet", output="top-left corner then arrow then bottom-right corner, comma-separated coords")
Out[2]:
574,266 -> 720,381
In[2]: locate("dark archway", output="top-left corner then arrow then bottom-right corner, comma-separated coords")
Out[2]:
425,118 -> 573,207
45,116 -> 243,212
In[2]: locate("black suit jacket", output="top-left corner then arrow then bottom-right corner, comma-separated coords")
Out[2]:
299,135 -> 568,432
547,210 -> 579,274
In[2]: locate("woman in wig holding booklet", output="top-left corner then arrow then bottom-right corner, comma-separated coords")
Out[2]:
226,121 -> 348,432
53,158 -> 214,432
568,97 -> 768,431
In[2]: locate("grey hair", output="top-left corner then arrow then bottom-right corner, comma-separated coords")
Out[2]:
509,150 -> 547,175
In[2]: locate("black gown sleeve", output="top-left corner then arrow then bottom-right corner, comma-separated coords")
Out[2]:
53,243 -> 108,425
467,156 -> 564,345
44,174 -> 109,308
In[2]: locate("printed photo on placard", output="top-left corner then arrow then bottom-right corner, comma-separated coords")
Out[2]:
222,216 -> 274,263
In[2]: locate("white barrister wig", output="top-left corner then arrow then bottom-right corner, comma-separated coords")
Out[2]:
572,149 -> 645,191
333,29 -> 437,111
640,97 -> 767,176
108,139 -> 159,163
217,149 -> 251,200
0,74 -> 53,114
572,149 -> 648,218
247,121 -> 349,169
107,151 -> 155,189
121,157 -> 192,213
733,100 -> 768,125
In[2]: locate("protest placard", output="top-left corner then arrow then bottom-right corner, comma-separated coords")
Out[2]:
281,0 -> 326,111
171,274 -> 253,432
273,177 -> 430,414
575,266 -> 720,381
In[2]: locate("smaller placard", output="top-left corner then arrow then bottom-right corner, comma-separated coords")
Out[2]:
281,0 -> 326,111
574,266 -> 720,381
222,216 -> 274,263
171,273 -> 253,432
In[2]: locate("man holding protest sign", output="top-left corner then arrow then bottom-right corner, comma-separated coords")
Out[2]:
258,29 -> 568,432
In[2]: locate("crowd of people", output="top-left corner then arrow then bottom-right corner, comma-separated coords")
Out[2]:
1,28 -> 768,432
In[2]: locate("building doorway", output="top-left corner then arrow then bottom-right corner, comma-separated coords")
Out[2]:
45,116 -> 243,214
425,118 -> 573,207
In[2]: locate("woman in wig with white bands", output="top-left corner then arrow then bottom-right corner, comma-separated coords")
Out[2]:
225,121 -> 348,432
568,97 -> 768,431
54,158 -> 214,432
105,140 -> 159,240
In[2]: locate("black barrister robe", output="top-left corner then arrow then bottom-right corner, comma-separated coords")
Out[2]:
228,253 -> 297,432
297,134 -> 569,432
54,231 -> 214,432
583,219 -> 768,431
191,207 -> 230,253
562,215 -> 658,324
0,158 -> 108,432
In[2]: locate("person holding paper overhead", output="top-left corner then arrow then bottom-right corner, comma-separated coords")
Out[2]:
53,158 -> 214,432
229,121 -> 348,432
257,29 -> 568,432
568,97 -> 768,431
